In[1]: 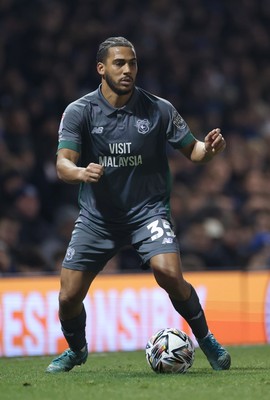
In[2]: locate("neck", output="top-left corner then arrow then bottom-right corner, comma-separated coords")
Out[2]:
100,84 -> 133,108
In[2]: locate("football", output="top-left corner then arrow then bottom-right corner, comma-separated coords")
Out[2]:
145,328 -> 195,374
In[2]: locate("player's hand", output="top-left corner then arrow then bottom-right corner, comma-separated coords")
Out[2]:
82,163 -> 104,183
204,128 -> 226,155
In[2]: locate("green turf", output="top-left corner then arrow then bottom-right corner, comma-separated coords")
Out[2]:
0,345 -> 270,400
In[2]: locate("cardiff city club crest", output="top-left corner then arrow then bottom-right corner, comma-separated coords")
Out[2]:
65,246 -> 75,261
135,119 -> 150,134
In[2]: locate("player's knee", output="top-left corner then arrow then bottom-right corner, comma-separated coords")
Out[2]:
152,261 -> 190,299
153,265 -> 182,289
59,290 -> 82,311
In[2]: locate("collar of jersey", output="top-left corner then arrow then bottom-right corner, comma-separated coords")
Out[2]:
93,84 -> 138,116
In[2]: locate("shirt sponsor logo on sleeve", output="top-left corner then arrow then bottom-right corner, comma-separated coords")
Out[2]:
172,111 -> 187,130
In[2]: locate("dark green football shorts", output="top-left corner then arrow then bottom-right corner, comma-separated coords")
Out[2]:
62,215 -> 179,272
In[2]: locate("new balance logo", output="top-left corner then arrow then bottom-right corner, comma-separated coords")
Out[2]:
162,237 -> 174,244
91,127 -> 104,134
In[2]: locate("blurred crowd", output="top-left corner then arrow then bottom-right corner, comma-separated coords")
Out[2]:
1,0 -> 270,275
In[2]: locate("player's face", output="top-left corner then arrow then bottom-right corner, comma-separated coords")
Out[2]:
97,46 -> 138,96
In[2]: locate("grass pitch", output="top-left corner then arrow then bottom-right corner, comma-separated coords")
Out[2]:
0,345 -> 270,400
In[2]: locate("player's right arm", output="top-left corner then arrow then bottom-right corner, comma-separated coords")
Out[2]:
57,148 -> 104,184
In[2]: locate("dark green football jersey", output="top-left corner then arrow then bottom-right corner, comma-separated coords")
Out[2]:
58,85 -> 196,226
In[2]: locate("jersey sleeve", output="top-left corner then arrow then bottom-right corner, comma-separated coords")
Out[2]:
159,100 -> 196,149
57,101 -> 84,153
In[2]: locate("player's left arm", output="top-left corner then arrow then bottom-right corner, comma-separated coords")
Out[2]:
180,128 -> 226,163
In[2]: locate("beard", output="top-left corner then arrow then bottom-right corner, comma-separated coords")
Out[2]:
103,73 -> 134,96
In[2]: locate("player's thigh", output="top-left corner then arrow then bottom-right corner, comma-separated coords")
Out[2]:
59,219 -> 118,300
150,252 -> 183,279
62,220 -> 120,272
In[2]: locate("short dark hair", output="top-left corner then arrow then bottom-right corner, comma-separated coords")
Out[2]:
96,36 -> 135,63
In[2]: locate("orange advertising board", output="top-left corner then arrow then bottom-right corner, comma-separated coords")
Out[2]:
0,271 -> 269,357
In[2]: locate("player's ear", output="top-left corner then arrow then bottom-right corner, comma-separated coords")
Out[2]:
97,62 -> 105,77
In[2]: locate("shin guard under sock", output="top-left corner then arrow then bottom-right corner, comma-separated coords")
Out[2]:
60,306 -> 87,351
170,285 -> 208,339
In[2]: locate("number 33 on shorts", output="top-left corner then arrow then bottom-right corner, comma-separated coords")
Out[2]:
147,219 -> 176,242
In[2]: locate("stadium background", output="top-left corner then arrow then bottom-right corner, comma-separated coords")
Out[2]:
0,0 -> 270,355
